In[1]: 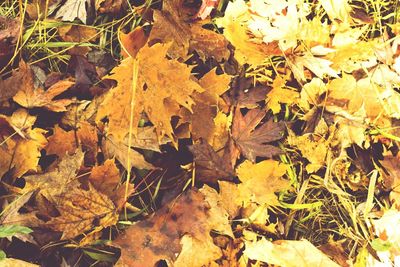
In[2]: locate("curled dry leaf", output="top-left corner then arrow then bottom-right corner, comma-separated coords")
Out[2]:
114,187 -> 232,267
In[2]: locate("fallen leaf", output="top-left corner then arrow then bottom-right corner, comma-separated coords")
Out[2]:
216,0 -> 281,66
114,187 -> 232,267
243,238 -> 340,267
267,76 -> 299,114
47,183 -> 118,239
189,140 -> 234,183
13,73 -> 74,112
58,24 -> 97,55
102,135 -> 155,170
0,258 -> 39,267
231,108 -> 284,162
56,0 -> 89,23
88,159 -> 120,196
23,150 -> 84,202
96,42 -> 204,141
149,0 -> 230,61
45,125 -> 77,157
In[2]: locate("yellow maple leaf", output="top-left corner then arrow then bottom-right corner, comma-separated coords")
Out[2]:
267,76 -> 299,114
96,43 -> 204,141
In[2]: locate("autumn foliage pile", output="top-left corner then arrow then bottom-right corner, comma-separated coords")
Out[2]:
1,0 -> 400,266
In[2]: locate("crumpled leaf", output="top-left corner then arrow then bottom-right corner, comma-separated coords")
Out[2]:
189,140 -> 234,184
56,0 -> 88,23
231,108 -> 284,162
114,187 -> 233,267
47,183 -> 118,240
243,238 -> 340,267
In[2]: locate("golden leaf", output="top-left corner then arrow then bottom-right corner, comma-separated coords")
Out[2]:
96,43 -> 204,141
45,125 -> 77,157
48,183 -> 118,240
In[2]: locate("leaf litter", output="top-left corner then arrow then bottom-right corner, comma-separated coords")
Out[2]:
0,0 -> 400,266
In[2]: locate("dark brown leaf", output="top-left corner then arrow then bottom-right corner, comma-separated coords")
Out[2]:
232,108 -> 284,162
189,140 -> 234,183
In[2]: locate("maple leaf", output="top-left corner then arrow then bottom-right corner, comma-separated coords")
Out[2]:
189,140 -> 234,184
12,64 -> 74,112
380,154 -> 400,208
47,183 -> 118,240
231,108 -> 284,162
219,159 -> 289,218
58,24 -> 97,55
267,76 -> 299,114
56,0 -> 88,23
149,0 -> 229,61
88,159 -> 120,197
45,125 -> 77,157
96,42 -> 204,141
0,110 -> 47,178
243,238 -> 340,267
0,191 -> 38,228
114,187 -> 232,267
23,150 -> 84,202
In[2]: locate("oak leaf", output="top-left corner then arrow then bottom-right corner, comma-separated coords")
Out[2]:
114,187 -> 232,267
231,108 -> 284,162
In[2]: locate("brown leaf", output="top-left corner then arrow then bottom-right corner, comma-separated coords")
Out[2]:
45,125 -> 77,157
88,159 -> 120,196
0,110 -> 47,178
13,66 -> 74,111
102,135 -> 155,170
47,183 -> 118,240
23,150 -> 84,203
232,108 -> 284,162
114,187 -> 232,267
149,0 -> 229,61
58,25 -> 97,55
189,140 -> 234,183
120,27 -> 148,58
0,191 -> 37,227
0,62 -> 29,102
0,16 -> 20,67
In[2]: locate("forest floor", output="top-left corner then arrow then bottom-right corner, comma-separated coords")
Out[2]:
0,0 -> 400,266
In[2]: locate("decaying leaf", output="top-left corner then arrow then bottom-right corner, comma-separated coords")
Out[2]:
231,108 -> 284,162
114,187 -> 232,267
47,183 -> 118,239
